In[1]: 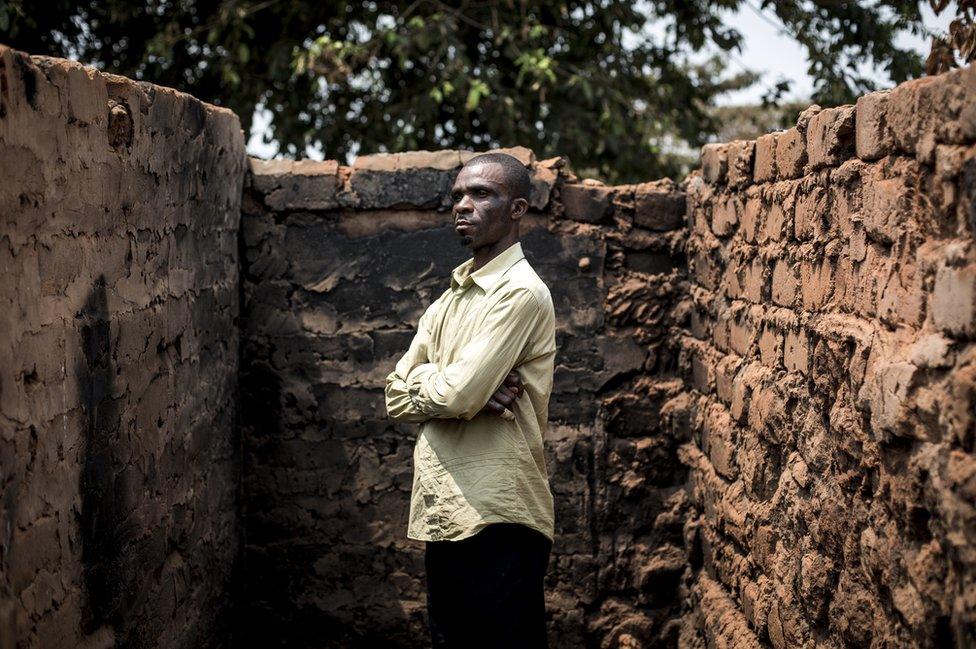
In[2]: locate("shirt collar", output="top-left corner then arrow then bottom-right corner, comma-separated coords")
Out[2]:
450,241 -> 526,292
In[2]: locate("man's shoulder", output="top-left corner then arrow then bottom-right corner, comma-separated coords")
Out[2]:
504,259 -> 553,312
420,287 -> 453,323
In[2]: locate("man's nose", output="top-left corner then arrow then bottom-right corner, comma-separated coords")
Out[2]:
454,194 -> 473,215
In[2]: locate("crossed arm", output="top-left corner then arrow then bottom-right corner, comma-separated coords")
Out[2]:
384,288 -> 542,423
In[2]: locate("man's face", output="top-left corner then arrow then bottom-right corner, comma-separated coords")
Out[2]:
451,163 -> 521,248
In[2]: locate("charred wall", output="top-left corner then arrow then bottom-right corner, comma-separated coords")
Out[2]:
2,40 -> 975,649
674,65 -> 976,647
0,47 -> 246,648
238,149 -> 690,647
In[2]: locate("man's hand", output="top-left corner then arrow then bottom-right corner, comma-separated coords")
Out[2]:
480,370 -> 524,417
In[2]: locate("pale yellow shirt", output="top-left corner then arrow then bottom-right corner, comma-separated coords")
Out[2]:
384,240 -> 557,542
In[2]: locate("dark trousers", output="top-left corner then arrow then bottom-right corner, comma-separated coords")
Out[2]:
425,523 -> 552,649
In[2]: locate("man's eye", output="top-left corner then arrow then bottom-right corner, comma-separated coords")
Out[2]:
477,190 -> 488,197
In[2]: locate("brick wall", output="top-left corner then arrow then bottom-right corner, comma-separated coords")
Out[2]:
3,40 -> 975,649
238,149 -> 691,647
0,47 -> 246,648
675,65 -> 976,647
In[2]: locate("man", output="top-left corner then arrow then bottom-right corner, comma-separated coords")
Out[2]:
384,152 -> 557,648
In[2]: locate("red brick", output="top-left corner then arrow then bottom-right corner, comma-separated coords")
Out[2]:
877,258 -> 925,328
703,405 -> 737,479
459,145 -> 535,166
711,196 -> 740,237
848,245 -> 886,319
833,255 -> 854,313
855,90 -> 893,161
727,140 -> 756,188
729,312 -> 755,357
716,355 -> 741,404
741,192 -> 762,243
712,308 -> 732,352
754,133 -> 778,183
829,164 -> 863,237
794,186 -> 827,241
758,325 -> 782,368
932,262 -> 976,337
725,264 -> 744,300
729,363 -> 770,425
713,309 -> 731,352
702,143 -> 729,184
857,357 -> 917,435
806,105 -> 856,170
743,257 -> 765,303
560,183 -> 612,223
887,65 -> 976,163
353,152 -> 399,171
800,259 -> 834,311
772,260 -> 798,307
692,349 -> 714,392
633,180 -> 686,230
262,160 -> 341,211
784,329 -> 809,375
692,246 -> 721,291
862,169 -> 912,245
775,128 -> 807,179
849,226 -> 867,262
395,149 -> 465,170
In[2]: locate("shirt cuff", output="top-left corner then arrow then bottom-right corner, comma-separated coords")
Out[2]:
405,362 -> 439,414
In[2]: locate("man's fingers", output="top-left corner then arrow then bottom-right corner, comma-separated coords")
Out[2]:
493,393 -> 514,409
486,375 -> 524,415
484,397 -> 506,414
503,371 -> 525,397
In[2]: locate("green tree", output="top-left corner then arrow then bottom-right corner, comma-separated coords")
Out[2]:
0,1 -> 933,183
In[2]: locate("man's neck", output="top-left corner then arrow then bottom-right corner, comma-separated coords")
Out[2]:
471,237 -> 518,272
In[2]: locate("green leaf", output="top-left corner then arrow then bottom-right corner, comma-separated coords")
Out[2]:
466,79 -> 489,111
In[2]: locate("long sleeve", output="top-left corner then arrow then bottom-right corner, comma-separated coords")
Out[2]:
404,288 -> 546,421
384,302 -> 438,423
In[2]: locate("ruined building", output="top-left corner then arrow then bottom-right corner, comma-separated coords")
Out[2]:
1,44 -> 974,648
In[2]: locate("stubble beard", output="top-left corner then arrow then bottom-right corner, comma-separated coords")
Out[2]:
459,234 -> 473,247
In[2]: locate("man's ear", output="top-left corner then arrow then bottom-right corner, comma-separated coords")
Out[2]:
510,197 -> 529,220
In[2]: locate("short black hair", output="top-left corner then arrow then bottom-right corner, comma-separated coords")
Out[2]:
463,152 -> 532,201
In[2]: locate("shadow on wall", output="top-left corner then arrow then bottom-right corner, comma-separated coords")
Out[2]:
76,275 -> 128,644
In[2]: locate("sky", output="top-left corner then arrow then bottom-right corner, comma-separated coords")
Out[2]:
714,1 -> 954,106
246,3 -> 957,160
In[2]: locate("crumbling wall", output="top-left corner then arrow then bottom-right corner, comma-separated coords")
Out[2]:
0,46 -> 246,648
239,149 -> 691,647
5,41 -> 975,649
675,65 -> 976,647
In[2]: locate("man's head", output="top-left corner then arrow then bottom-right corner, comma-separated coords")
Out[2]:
451,153 -> 531,249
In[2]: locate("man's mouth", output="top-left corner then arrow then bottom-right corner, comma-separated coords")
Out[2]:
455,222 -> 473,232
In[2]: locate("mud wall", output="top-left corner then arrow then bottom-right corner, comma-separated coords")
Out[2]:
238,149 -> 691,647
675,65 -> 976,647
3,41 -> 975,649
0,47 -> 246,648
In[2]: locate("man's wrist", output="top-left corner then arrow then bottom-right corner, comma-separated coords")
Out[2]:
404,362 -> 439,414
